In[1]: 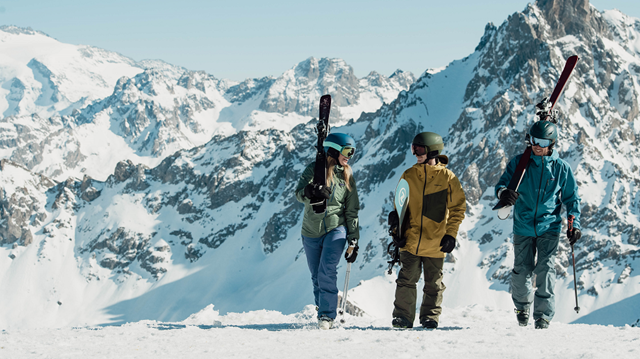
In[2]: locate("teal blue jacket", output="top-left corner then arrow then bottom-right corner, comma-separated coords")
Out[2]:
496,150 -> 581,237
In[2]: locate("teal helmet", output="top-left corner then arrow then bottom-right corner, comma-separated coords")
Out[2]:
324,133 -> 356,160
529,121 -> 557,146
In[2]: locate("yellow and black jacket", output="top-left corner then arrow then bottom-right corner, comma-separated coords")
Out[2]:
399,161 -> 466,258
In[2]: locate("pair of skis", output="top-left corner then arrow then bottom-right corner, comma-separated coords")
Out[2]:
310,95 -> 353,324
310,95 -> 332,214
493,55 -> 579,220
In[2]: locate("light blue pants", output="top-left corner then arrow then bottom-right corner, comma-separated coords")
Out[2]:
302,226 -> 347,319
511,231 -> 560,321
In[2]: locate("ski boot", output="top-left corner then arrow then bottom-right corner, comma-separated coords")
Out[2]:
391,317 -> 413,329
318,315 -> 334,330
515,309 -> 529,327
534,318 -> 550,329
420,319 -> 438,329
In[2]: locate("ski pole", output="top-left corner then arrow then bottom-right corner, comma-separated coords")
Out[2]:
568,215 -> 580,313
571,244 -> 580,313
338,262 -> 351,324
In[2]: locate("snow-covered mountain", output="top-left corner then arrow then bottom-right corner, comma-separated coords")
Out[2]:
0,26 -> 145,119
1,0 -> 640,330
1,27 -> 414,181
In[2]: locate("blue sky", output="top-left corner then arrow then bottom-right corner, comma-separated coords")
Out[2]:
0,0 -> 638,81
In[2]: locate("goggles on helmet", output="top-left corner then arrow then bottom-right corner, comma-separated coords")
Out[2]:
411,144 -> 428,156
530,137 -> 552,148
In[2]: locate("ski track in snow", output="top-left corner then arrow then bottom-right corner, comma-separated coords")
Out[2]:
1,306 -> 638,359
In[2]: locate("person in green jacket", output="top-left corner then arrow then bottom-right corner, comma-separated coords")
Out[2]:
295,133 -> 360,330
388,132 -> 467,329
495,120 -> 581,329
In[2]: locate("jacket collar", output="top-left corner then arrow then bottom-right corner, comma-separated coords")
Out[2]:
531,149 -> 559,166
412,162 -> 447,171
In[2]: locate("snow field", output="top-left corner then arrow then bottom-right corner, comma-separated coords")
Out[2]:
1,304 -> 638,359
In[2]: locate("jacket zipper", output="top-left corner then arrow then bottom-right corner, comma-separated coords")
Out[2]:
533,156 -> 545,237
416,165 -> 427,255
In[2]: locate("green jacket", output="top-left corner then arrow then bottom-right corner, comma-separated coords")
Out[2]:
295,162 -> 360,243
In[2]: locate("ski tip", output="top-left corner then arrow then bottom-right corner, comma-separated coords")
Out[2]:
320,94 -> 331,106
492,200 -> 507,211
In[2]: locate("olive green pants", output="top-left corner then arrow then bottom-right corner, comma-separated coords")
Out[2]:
392,251 -> 445,324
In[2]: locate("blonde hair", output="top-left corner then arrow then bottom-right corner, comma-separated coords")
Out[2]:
326,156 -> 353,191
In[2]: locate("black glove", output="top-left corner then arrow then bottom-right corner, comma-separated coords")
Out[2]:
388,210 -> 399,228
568,228 -> 581,246
304,183 -> 331,200
345,241 -> 359,263
499,188 -> 519,206
387,210 -> 406,248
440,235 -> 456,253
388,210 -> 399,236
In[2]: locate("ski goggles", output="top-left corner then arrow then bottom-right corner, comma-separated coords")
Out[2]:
530,137 -> 552,148
411,144 -> 428,156
340,146 -> 355,159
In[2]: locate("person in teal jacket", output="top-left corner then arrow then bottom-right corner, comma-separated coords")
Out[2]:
295,133 -> 360,330
495,120 -> 581,329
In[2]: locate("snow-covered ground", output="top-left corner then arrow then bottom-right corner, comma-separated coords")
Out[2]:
2,272 -> 638,358
2,304 -> 638,358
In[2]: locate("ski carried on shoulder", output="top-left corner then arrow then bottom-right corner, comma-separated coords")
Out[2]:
387,178 -> 409,274
493,55 -> 579,220
310,95 -> 332,214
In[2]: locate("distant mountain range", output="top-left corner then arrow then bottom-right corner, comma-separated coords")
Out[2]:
1,0 -> 639,329
0,26 -> 414,181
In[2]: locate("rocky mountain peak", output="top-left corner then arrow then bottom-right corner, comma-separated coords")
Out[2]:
475,23 -> 497,52
535,0 -> 609,39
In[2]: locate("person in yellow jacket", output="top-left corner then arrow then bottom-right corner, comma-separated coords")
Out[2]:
388,132 -> 466,329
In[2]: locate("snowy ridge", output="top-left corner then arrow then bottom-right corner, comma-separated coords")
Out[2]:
1,0 -> 640,331
0,25 -> 144,119
0,29 -> 414,182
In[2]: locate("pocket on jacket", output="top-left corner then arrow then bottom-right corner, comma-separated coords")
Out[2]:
422,189 -> 447,223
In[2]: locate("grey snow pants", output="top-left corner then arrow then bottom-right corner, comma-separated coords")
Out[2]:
511,231 -> 560,322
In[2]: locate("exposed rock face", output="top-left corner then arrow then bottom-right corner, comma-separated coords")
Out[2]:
536,0 -> 609,39
260,58 -> 361,114
259,58 -> 415,120
0,160 -> 55,246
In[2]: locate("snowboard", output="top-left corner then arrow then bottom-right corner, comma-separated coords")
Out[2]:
387,178 -> 409,274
